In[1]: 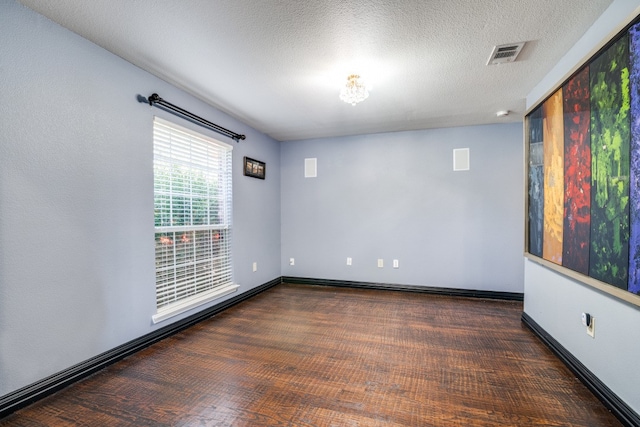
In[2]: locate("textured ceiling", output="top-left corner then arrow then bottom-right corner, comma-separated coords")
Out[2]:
19,0 -> 613,141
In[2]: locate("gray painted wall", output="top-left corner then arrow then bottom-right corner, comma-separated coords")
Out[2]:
524,0 -> 640,413
9,0 -> 634,413
0,0 -> 281,397
281,124 -> 524,292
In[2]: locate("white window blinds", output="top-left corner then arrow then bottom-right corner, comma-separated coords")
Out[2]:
153,117 -> 236,322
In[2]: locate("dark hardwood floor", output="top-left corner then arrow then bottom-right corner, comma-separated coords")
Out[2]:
0,283 -> 621,426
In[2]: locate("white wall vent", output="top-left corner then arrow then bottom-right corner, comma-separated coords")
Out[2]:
487,42 -> 526,65
453,148 -> 470,171
304,158 -> 317,178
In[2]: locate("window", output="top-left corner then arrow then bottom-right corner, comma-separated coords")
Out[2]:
152,117 -> 237,323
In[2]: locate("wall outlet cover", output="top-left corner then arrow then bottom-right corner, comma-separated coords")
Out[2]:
587,317 -> 595,338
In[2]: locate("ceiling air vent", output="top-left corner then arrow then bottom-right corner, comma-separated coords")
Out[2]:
487,42 -> 526,65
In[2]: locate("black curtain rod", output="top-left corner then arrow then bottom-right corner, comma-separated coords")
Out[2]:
146,93 -> 246,142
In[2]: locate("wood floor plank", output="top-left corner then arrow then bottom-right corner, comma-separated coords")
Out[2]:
0,283 -> 622,426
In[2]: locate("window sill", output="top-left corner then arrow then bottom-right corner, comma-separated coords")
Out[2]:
152,283 -> 240,324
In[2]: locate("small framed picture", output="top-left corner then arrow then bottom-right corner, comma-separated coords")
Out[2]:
243,156 -> 266,179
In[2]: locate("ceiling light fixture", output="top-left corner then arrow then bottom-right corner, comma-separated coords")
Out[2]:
339,74 -> 369,106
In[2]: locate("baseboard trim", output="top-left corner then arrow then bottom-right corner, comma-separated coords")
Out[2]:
281,276 -> 524,301
0,277 -> 281,419
521,312 -> 640,427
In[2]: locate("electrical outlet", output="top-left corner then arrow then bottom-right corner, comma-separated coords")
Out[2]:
377,259 -> 384,268
582,312 -> 595,338
289,258 -> 295,266
346,257 -> 352,266
252,262 -> 257,272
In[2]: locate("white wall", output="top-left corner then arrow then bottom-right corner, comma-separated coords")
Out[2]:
524,0 -> 640,413
0,0 -> 281,397
281,124 -> 524,293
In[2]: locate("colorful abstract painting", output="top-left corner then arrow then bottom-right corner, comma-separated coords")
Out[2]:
542,89 -> 564,265
629,23 -> 640,295
528,106 -> 544,257
562,67 -> 591,275
589,34 -> 630,289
